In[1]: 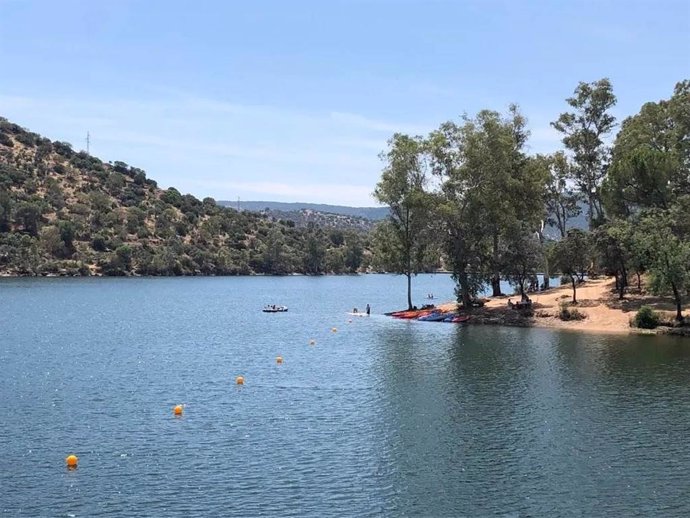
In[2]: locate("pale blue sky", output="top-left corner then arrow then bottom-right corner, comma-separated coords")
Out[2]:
1,0 -> 688,205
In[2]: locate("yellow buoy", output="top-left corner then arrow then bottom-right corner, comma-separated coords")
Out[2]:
331,327 -> 337,333
173,404 -> 183,416
276,356 -> 283,364
236,375 -> 244,385
66,454 -> 78,469
309,339 -> 316,346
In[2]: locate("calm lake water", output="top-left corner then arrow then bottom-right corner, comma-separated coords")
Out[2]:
1,274 -> 689,517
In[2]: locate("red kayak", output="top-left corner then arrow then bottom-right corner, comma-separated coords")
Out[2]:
392,310 -> 433,319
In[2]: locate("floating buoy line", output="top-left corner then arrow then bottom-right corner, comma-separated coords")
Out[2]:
61,315 -> 363,468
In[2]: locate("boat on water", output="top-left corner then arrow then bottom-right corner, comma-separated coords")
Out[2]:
263,305 -> 288,313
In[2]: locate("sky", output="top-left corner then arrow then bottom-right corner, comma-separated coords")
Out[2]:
0,0 -> 688,206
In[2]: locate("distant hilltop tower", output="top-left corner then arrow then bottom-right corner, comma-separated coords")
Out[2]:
86,131 -> 90,155
237,196 -> 240,211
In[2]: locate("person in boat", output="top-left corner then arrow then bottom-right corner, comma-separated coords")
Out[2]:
366,304 -> 370,315
353,307 -> 358,313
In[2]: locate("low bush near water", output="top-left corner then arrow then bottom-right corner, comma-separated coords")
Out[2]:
558,302 -> 585,321
633,305 -> 660,329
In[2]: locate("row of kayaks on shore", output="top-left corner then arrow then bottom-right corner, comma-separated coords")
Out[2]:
386,309 -> 470,324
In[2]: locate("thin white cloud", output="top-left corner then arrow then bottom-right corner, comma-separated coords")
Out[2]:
0,91 -> 405,204
329,111 -> 431,135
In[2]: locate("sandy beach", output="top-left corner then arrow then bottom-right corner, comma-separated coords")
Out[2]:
437,276 -> 686,335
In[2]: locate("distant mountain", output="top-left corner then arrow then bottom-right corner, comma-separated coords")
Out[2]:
219,200 -> 390,221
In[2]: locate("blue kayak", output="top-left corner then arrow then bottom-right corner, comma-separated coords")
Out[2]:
417,312 -> 448,322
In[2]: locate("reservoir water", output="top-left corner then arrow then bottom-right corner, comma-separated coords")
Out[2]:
1,275 -> 689,517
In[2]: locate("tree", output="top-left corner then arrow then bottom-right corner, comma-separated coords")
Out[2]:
640,212 -> 689,321
115,245 -> 133,271
58,220 -> 76,251
344,233 -> 363,273
552,78 -> 617,228
15,202 -> 41,237
428,122 -> 487,309
603,81 -> 690,218
40,225 -> 63,257
550,229 -> 591,303
502,226 -> 543,302
455,106 -> 540,296
45,180 -> 65,210
593,220 -> 631,299
303,231 -> 326,274
261,228 -> 289,274
543,152 -> 581,238
106,172 -> 126,196
374,134 -> 432,309
325,247 -> 345,274
0,189 -> 11,232
161,187 -> 183,207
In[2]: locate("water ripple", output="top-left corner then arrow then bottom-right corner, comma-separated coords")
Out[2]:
1,276 -> 689,517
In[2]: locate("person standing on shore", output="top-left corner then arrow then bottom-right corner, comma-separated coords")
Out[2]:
366,304 -> 371,315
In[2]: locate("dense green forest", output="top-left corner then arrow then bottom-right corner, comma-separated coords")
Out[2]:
373,79 -> 689,320
0,119 -> 367,276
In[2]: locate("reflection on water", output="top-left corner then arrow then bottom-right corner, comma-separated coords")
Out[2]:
373,325 -> 690,516
1,276 -> 689,517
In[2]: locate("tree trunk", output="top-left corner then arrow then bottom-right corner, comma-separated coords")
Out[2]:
617,268 -> 626,300
587,197 -> 594,231
671,282 -> 683,321
491,275 -> 502,297
491,233 -> 502,296
407,272 -> 412,310
457,269 -> 472,310
571,275 -> 577,304
637,272 -> 641,291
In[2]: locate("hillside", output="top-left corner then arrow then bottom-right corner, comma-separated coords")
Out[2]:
221,200 -> 585,237
219,200 -> 390,220
0,118 -> 367,276
237,206 -> 376,232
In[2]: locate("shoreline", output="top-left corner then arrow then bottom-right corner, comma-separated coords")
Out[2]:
435,277 -> 688,337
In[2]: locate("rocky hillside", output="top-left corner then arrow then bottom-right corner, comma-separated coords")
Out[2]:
0,118 -> 367,276
254,208 -> 376,232
220,200 -> 390,220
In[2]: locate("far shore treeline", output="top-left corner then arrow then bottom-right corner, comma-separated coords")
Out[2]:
0,79 -> 688,320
